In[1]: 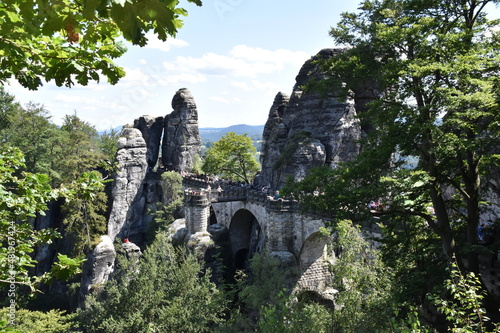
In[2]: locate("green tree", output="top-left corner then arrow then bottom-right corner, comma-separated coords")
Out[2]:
147,171 -> 184,240
0,308 -> 76,333
61,171 -> 109,257
202,132 -> 260,183
0,87 -> 19,133
0,0 -> 202,90
330,220 -> 395,332
431,261 -> 500,332
57,113 -> 104,184
78,232 -> 226,333
0,147 -> 85,291
2,102 -> 55,174
98,128 -> 120,163
291,0 -> 500,278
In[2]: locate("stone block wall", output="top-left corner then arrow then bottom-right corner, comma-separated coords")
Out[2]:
184,192 -> 210,234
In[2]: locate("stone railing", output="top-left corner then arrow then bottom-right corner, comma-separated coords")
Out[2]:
182,176 -> 299,212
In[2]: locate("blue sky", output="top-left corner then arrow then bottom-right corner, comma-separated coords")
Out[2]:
4,1 -> 499,131
4,1 -> 360,131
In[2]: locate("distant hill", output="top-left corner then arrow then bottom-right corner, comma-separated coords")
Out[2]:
99,124 -> 265,145
199,124 -> 264,143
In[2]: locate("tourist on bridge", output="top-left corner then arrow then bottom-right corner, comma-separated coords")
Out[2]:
274,190 -> 280,200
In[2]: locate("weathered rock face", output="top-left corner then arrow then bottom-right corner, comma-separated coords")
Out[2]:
122,240 -> 142,261
134,115 -> 164,168
107,127 -> 148,242
106,90 -> 202,244
259,48 -> 367,189
481,167 -> 500,223
79,235 -> 116,308
162,88 -> 201,172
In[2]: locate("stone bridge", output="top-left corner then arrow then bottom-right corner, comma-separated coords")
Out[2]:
183,177 -> 335,294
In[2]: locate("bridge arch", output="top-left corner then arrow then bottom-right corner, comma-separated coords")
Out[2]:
229,209 -> 264,269
296,231 -> 333,292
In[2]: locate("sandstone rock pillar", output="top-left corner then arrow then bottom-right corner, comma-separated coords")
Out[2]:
162,88 -> 201,172
107,127 -> 148,241
79,235 -> 116,308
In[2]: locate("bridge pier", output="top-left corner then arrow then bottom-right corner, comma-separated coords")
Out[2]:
184,190 -> 210,234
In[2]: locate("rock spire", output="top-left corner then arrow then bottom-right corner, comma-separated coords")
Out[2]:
162,88 -> 201,172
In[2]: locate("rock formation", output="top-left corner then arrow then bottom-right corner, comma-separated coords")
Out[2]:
106,89 -> 202,244
259,48 -> 368,189
134,115 -> 164,168
107,127 -> 149,242
79,235 -> 116,308
162,88 -> 201,172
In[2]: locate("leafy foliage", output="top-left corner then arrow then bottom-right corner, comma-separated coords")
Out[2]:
0,87 -> 19,133
0,308 -> 76,333
98,128 -> 121,163
0,147 -> 102,291
56,113 -> 105,185
202,132 -> 260,183
258,290 -> 333,333
330,219 -> 395,332
0,146 -> 60,289
147,171 -> 184,240
287,0 -> 500,292
0,0 -> 202,90
62,171 -> 109,257
379,214 -> 447,311
431,261 -> 500,333
78,232 -> 226,333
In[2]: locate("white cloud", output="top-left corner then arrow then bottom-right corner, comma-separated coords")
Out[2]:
53,94 -> 84,103
161,45 -> 310,79
231,81 -> 252,90
142,34 -> 189,52
231,79 -> 281,91
250,80 -> 281,91
209,96 -> 230,104
229,45 -> 309,66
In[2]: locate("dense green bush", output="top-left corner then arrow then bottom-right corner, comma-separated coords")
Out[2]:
78,232 -> 226,333
0,308 -> 77,333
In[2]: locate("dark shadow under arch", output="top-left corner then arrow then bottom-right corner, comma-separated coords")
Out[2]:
229,209 -> 263,270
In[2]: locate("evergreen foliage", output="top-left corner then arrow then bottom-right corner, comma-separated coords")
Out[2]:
78,232 -> 226,333
98,128 -> 121,164
61,171 -> 109,257
0,308 -> 77,333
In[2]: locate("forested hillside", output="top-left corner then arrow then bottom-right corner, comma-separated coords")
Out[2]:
1,0 -> 500,331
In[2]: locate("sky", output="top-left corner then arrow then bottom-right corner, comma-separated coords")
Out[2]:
3,0 -> 361,131
4,1 -> 499,131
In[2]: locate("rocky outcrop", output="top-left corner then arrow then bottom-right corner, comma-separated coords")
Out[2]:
162,88 -> 201,172
134,116 -> 164,168
259,48 -> 368,189
107,88 -> 203,243
107,127 -> 148,242
79,235 -> 116,308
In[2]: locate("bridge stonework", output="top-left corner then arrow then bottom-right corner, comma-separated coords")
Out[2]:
183,178 -> 336,295
184,192 -> 210,234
